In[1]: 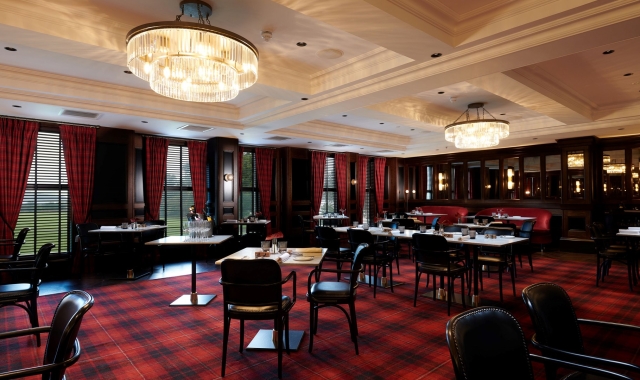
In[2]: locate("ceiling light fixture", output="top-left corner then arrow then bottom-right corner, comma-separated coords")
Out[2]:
444,102 -> 509,149
4,47 -> 16,51
125,0 -> 258,103
602,50 -> 615,55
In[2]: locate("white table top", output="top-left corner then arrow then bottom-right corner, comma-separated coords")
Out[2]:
313,215 -> 350,220
406,212 -> 447,217
616,228 -> 640,237
215,247 -> 327,266
472,215 -> 536,221
145,235 -> 233,245
222,220 -> 271,225
89,225 -> 167,233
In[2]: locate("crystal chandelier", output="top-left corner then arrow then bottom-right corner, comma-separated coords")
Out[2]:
126,1 -> 258,102
444,103 -> 509,149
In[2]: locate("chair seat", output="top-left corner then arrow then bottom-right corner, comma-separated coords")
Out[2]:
477,255 -> 507,264
309,281 -> 351,302
228,295 -> 292,313
419,262 -> 467,273
0,283 -> 35,298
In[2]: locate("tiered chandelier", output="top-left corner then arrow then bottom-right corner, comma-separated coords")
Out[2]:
444,103 -> 509,149
125,0 -> 258,103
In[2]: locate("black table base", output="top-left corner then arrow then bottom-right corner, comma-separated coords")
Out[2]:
246,329 -> 305,351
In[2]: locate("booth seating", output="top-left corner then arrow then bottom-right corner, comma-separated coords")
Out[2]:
475,207 -> 552,250
415,206 -> 468,225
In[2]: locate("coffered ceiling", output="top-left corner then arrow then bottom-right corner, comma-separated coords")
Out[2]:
0,0 -> 639,157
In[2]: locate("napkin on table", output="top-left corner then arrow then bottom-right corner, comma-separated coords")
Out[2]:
277,253 -> 291,263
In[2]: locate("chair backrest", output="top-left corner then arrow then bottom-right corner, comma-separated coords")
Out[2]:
76,223 -> 100,249
12,227 -> 30,259
315,226 -> 340,250
220,259 -> 283,307
488,222 -> 517,231
522,283 -> 585,356
431,217 -> 440,228
392,218 -> 415,228
347,228 -> 374,251
239,232 -> 263,248
348,243 -> 368,288
43,290 -> 94,380
443,225 -> 462,233
519,220 -> 536,238
482,228 -> 514,236
446,307 -> 534,380
413,234 -> 453,266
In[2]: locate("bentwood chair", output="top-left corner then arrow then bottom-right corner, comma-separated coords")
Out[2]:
219,259 -> 296,378
307,243 -> 366,354
347,228 -> 394,298
590,222 -> 635,290
296,215 -> 314,247
0,290 -> 94,380
0,243 -> 54,346
0,228 -> 30,261
413,234 -> 468,315
522,283 -> 640,379
446,306 -> 631,380
517,220 -> 536,271
315,226 -> 352,280
76,223 -> 121,273
476,228 -> 516,302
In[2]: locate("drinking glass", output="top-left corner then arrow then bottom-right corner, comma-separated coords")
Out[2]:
419,225 -> 427,233
278,241 -> 287,253
353,221 -> 359,227
399,226 -> 406,233
362,223 -> 369,230
261,240 -> 271,252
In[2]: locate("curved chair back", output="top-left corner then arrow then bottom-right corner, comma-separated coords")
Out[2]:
349,243 -> 368,287
220,259 -> 283,307
33,243 -> 54,276
522,282 -> 585,355
446,307 -> 534,380
347,228 -> 375,251
519,220 -> 536,238
11,227 -> 30,259
239,232 -> 263,249
482,228 -> 514,236
315,226 -> 341,250
431,217 -> 440,229
76,223 -> 100,251
44,290 -> 94,380
413,234 -> 452,266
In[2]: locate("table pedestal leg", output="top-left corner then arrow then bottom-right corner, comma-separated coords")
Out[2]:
170,245 -> 216,306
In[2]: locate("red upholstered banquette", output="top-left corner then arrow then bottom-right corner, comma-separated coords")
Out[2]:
414,206 -> 468,225
475,207 -> 552,246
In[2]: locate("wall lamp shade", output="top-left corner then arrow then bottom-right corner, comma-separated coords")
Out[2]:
444,103 -> 509,149
223,173 -> 234,182
507,167 -> 514,190
125,0 -> 258,103
351,179 -> 357,185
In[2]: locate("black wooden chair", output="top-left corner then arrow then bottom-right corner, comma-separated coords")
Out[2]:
315,226 -> 351,280
76,223 -> 121,273
0,290 -> 94,380
517,220 -> 536,271
413,234 -> 469,315
0,227 -> 30,261
307,243 -> 366,354
219,259 -> 296,378
446,306 -> 631,380
296,215 -> 314,247
477,227 -> 516,302
0,243 -> 54,346
347,228 -> 394,298
590,222 -> 635,290
522,282 -> 640,379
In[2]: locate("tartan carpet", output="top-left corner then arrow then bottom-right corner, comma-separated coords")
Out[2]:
1,254 -> 639,379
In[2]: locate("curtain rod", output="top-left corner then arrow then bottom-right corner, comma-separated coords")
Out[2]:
0,114 -> 100,128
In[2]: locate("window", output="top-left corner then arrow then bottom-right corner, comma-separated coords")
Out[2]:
159,145 -> 193,236
363,159 -> 374,223
16,131 -> 70,255
240,150 -> 260,219
319,156 -> 337,214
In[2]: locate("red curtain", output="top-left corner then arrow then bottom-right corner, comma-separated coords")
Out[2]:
144,137 -> 168,221
374,157 -> 386,216
187,141 -> 207,215
59,125 -> 96,224
255,148 -> 274,233
335,153 -> 347,212
0,118 -> 38,241
356,156 -> 368,223
311,151 -> 327,226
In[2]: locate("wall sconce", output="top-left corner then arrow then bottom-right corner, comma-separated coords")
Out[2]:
525,190 -> 530,195
575,179 -> 582,193
603,181 -> 607,192
438,173 -> 444,191
351,179 -> 357,185
412,189 -> 416,195
223,173 -> 234,182
507,167 -> 514,190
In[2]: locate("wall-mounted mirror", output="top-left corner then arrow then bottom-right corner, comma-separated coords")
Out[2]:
425,165 -> 434,200
603,150 -> 625,199
467,161 -> 481,200
523,156 -> 540,199
437,163 -> 448,200
450,162 -> 464,200
567,151 -> 584,199
505,157 -> 519,200
546,154 -> 561,199
484,160 -> 500,199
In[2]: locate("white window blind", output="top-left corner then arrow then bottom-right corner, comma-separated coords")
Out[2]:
240,151 -> 260,219
320,156 -> 337,214
159,145 -> 193,236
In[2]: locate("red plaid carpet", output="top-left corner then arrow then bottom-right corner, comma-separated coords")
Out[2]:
1,253 -> 639,379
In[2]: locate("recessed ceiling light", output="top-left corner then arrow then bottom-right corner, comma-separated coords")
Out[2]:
533,138 -> 538,140
308,141 -> 312,143
240,133 -> 244,135
411,129 -> 415,131
602,50 -> 614,54
296,42 -> 307,47
438,91 -> 445,94
623,73 -> 633,76
4,47 -> 16,52
379,122 -> 384,125
431,53 -> 442,58
141,120 -> 148,123
12,105 -> 21,108
618,128 -> 625,130
124,70 -> 132,74
301,98 -> 308,100
360,148 -> 364,149
342,115 -> 347,117
500,113 -> 506,115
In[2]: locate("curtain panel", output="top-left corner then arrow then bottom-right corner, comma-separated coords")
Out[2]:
0,118 -> 38,242
334,153 -> 347,212
310,151 -> 327,226
143,137 -> 168,221
187,141 -> 207,215
356,155 -> 368,223
374,157 -> 386,216
59,125 -> 96,225
255,148 -> 274,232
